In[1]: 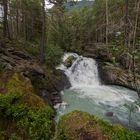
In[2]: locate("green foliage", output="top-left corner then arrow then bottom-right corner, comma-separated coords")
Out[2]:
0,93 -> 24,118
47,6 -> 94,53
0,93 -> 54,139
0,64 -> 4,73
25,46 -> 39,56
19,107 -> 54,140
9,133 -> 20,140
9,0 -> 42,41
45,44 -> 63,67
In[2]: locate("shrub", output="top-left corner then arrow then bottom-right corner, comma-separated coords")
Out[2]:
19,107 -> 54,140
45,44 -> 63,67
0,93 -> 54,139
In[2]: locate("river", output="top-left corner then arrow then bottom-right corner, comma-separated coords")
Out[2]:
56,53 -> 140,130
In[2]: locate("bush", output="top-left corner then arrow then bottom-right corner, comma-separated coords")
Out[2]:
45,44 -> 63,67
19,107 -> 54,140
0,93 -> 54,140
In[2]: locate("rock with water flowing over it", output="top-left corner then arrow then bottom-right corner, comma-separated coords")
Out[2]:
106,112 -> 114,117
63,55 -> 76,68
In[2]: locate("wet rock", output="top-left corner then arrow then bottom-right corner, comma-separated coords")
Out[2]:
27,66 -> 44,78
106,112 -> 114,117
54,70 -> 71,91
28,68 -> 71,106
64,55 -> 76,68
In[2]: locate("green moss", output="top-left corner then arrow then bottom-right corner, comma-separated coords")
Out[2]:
0,72 -> 46,108
6,73 -> 34,95
64,55 -> 76,68
55,111 -> 140,140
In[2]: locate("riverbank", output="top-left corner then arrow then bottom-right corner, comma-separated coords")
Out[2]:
84,46 -> 140,93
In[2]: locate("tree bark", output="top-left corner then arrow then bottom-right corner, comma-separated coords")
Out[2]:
132,0 -> 140,97
40,0 -> 46,63
3,0 -> 8,38
125,0 -> 129,48
106,0 -> 109,45
16,0 -> 19,38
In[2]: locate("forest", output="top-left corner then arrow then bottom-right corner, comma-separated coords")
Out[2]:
0,0 -> 140,139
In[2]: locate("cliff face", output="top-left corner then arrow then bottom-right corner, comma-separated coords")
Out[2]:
98,62 -> 140,91
0,44 -> 70,106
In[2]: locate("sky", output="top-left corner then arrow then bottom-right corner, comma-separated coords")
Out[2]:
46,0 -> 54,9
45,0 -> 87,9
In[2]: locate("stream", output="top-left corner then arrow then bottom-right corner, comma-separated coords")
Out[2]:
56,53 -> 140,129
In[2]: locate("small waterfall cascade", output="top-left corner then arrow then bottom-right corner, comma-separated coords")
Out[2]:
58,53 -> 100,88
56,53 -> 140,129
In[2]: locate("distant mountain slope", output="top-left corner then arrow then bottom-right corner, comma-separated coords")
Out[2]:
64,0 -> 94,11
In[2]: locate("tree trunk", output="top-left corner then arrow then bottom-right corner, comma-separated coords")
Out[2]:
16,0 -> 19,38
3,0 -> 8,38
40,0 -> 46,63
106,0 -> 109,45
132,0 -> 140,97
125,0 -> 129,48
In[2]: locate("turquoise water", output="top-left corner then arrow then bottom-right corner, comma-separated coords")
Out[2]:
56,53 -> 140,129
57,86 -> 140,128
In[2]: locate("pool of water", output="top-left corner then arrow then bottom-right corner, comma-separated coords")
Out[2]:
56,53 -> 140,129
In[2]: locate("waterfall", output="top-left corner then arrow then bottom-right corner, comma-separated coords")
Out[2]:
56,53 -> 140,129
58,53 -> 100,88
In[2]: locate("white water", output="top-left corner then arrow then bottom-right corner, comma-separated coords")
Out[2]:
56,53 -> 140,129
61,53 -> 100,87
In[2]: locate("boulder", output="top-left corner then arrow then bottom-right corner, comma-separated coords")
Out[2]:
106,112 -> 114,117
28,68 -> 71,106
55,111 -> 140,140
98,62 -> 140,91
64,55 -> 76,68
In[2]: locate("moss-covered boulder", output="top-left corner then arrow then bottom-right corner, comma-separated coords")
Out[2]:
64,55 -> 76,68
55,111 -> 140,140
0,72 -> 46,108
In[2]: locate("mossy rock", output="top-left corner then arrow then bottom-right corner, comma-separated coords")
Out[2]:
0,72 -> 46,108
6,73 -> 34,95
55,111 -> 140,140
64,55 -> 76,68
